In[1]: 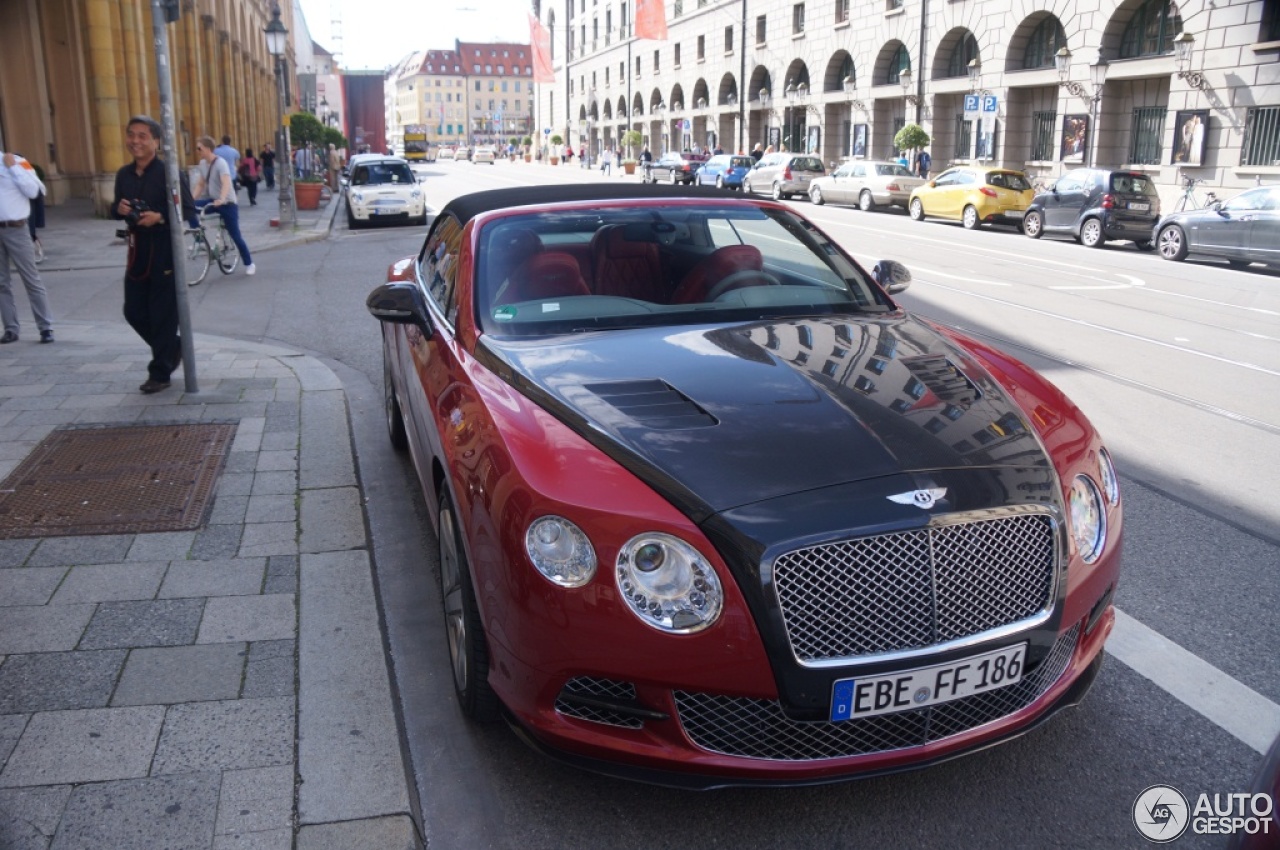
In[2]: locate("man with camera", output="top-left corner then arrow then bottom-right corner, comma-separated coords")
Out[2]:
112,115 -> 195,394
0,148 -> 54,344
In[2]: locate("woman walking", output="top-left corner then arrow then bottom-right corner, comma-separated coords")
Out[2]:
238,148 -> 262,206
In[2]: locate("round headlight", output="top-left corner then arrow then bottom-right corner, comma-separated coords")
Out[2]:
1068,475 -> 1106,564
616,533 -> 723,633
525,516 -> 596,587
1098,447 -> 1120,506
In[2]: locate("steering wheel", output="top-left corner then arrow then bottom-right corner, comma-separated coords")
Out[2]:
704,269 -> 782,301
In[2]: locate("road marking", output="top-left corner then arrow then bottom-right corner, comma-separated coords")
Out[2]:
1136,285 -> 1280,317
1108,608 -> 1280,754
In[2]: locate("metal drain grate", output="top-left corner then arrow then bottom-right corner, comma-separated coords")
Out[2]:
0,422 -> 237,539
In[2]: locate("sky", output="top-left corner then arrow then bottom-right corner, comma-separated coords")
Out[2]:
296,0 -> 537,71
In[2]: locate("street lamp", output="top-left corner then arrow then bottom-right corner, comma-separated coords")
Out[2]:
1173,31 -> 1205,89
898,68 -> 920,105
843,75 -> 866,113
1058,49 -> 1110,167
265,4 -> 296,228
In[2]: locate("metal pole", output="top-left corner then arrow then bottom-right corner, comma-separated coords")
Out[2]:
148,0 -> 197,392
275,57 -> 297,228
739,0 -> 746,153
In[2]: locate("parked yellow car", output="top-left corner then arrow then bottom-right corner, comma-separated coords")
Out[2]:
908,167 -> 1035,229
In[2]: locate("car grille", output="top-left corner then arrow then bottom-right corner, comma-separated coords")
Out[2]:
674,624 -> 1078,761
773,511 -> 1056,664
554,676 -> 644,729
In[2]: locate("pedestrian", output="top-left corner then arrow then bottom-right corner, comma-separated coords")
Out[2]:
914,148 -> 932,179
193,135 -> 255,276
579,145 -> 587,168
750,143 -> 764,162
238,147 -> 262,205
599,147 -> 613,175
214,135 -> 241,192
326,143 -> 341,191
0,148 -> 54,343
640,147 -> 652,164
261,142 -> 276,189
112,116 -> 195,392
25,163 -> 46,263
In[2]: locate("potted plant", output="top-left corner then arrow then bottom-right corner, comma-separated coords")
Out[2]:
549,134 -> 563,166
294,174 -> 325,210
893,123 -> 932,171
522,136 -> 534,162
621,130 -> 644,175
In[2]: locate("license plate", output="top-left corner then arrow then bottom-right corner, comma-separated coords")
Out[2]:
829,643 -> 1027,721
1129,202 -> 1150,211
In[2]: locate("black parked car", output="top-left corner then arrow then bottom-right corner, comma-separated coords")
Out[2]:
1156,186 -> 1280,267
642,151 -> 709,185
1022,169 -> 1160,249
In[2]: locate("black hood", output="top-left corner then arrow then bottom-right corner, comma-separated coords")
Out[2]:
479,314 -> 1051,522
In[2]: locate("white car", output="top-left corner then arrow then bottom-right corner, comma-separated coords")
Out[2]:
454,146 -> 472,161
345,156 -> 425,228
809,160 -> 927,212
437,146 -> 456,160
472,146 -> 496,164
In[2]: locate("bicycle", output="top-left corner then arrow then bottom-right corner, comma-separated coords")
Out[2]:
1173,175 -> 1219,212
184,205 -> 239,286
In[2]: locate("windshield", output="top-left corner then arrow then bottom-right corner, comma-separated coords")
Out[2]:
875,164 -> 914,177
475,204 -> 889,338
986,171 -> 1031,191
730,157 -> 753,168
791,157 -> 824,172
353,163 -> 415,186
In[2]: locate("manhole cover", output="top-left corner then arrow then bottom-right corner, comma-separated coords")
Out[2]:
0,422 -> 237,539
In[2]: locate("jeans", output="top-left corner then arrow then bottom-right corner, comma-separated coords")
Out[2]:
194,200 -> 252,266
264,165 -> 275,189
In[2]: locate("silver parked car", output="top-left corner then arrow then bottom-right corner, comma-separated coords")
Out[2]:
809,161 -> 927,211
743,153 -> 826,200
1156,186 -> 1280,267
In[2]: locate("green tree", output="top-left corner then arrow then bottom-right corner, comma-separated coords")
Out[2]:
621,129 -> 644,160
894,123 -> 931,157
320,126 -> 348,150
288,111 -> 325,147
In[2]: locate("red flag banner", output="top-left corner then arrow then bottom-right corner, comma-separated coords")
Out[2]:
635,0 -> 668,40
529,13 -> 555,83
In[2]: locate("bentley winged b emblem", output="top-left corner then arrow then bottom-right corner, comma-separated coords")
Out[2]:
887,488 -> 947,510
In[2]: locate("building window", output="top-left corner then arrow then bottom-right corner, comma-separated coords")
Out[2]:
674,0 -> 683,16
475,81 -> 481,91
654,50 -> 660,71
887,44 -> 910,85
674,44 -> 681,66
697,35 -> 705,60
725,25 -> 734,53
1264,0 -> 1280,40
946,33 -> 978,78
1024,17 -> 1066,69
1242,107 -> 1280,165
1031,111 -> 1057,160
756,15 -> 766,44
620,61 -> 625,79
1120,0 -> 1182,58
1129,106 -> 1166,164
606,10 -> 612,43
954,114 -> 974,160
835,0 -> 849,23
636,56 -> 641,76
621,2 -> 628,36
887,0 -> 903,9
792,3 -> 805,34
605,67 -> 610,84
891,116 -> 906,156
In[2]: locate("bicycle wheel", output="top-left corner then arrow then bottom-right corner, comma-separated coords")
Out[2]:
215,226 -> 240,274
186,229 -> 211,285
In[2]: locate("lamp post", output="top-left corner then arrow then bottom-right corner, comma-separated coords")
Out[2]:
898,68 -> 920,106
265,4 -> 296,228
1055,47 -> 1109,167
1173,31 -> 1205,89
655,102 -> 667,153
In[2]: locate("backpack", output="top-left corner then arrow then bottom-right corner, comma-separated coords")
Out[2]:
240,157 -> 259,182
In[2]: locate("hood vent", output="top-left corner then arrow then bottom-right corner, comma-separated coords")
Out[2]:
582,379 -> 718,430
903,355 -> 981,405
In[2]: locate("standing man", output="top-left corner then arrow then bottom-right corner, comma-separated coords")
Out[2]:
0,149 -> 54,343
214,135 -> 240,192
915,148 -> 932,179
326,143 -> 341,191
112,115 -> 195,394
261,142 -> 276,189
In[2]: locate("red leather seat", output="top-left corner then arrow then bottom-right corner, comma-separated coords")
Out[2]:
590,225 -> 666,301
499,252 -> 591,304
670,244 -> 764,304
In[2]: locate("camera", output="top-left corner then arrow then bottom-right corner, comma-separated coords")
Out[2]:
124,199 -> 150,226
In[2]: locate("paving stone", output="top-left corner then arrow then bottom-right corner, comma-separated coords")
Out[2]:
264,401 -> 300,433
50,561 -> 167,604
255,450 -> 297,473
0,604 -> 95,654
213,828 -> 294,850
0,714 -> 27,766
216,765 -> 294,835
241,640 -> 296,699
27,535 -> 133,567
0,539 -> 38,568
151,697 -> 294,774
78,598 -> 205,650
112,643 -> 247,706
191,524 -> 243,560
198,594 -> 295,644
217,472 -> 255,498
296,815 -> 420,850
238,522 -> 298,558
50,771 -> 219,850
126,531 -> 196,562
259,431 -> 298,452
0,567 -> 67,606
224,451 -> 259,474
251,472 -> 296,497
0,650 -> 126,713
0,706 -> 165,786
158,558 -> 265,598
0,785 -> 72,850
246,494 -> 297,524
299,488 -> 365,554
208,494 -> 250,525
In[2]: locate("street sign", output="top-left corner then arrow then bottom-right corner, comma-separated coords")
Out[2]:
964,94 -> 980,114
543,127 -> 551,135
982,94 -> 998,113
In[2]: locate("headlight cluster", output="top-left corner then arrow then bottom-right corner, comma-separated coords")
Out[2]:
523,518 -> 724,633
1097,447 -> 1120,506
1068,475 -> 1106,564
351,191 -> 364,204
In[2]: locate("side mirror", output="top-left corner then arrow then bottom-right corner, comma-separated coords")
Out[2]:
1212,201 -> 1226,213
872,259 -> 912,294
366,282 -> 432,336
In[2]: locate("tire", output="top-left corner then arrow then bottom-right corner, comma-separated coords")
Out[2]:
670,170 -> 679,185
810,186 -> 824,205
961,205 -> 980,230
347,207 -> 361,230
1080,218 -> 1104,248
383,352 -> 408,451
438,488 -> 500,722
715,175 -> 724,189
1023,210 -> 1044,239
186,230 -> 211,286
215,227 -> 239,273
909,198 -> 925,221
1157,224 -> 1188,261
859,190 -> 876,212
772,182 -> 785,201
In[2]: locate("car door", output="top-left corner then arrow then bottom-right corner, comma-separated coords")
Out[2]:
1197,188 -> 1267,257
935,170 -> 971,219
1243,187 -> 1280,263
1043,172 -> 1087,231
826,164 -> 852,203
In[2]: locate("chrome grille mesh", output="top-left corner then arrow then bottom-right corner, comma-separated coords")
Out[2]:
554,677 -> 644,729
773,513 -> 1056,662
674,625 -> 1078,761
